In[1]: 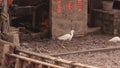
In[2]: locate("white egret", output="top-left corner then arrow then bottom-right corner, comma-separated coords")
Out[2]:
109,36 -> 120,42
58,30 -> 75,41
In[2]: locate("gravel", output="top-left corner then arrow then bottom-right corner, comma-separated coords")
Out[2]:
60,50 -> 120,68
20,33 -> 120,68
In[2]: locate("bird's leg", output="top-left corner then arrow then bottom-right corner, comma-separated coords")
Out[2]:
61,41 -> 66,49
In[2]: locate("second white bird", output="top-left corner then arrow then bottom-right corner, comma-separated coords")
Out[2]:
109,36 -> 120,42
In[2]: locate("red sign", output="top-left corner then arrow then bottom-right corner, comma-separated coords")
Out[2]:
66,1 -> 73,10
0,0 -> 2,3
77,0 -> 82,12
0,0 -> 13,7
8,0 -> 13,6
56,0 -> 62,13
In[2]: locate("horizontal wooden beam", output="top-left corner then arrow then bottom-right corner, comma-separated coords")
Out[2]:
50,46 -> 120,56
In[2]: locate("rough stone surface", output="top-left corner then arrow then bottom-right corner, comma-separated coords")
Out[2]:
52,0 -> 87,38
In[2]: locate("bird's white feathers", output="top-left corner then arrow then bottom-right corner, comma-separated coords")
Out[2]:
109,36 -> 120,42
58,30 -> 75,41
58,34 -> 71,41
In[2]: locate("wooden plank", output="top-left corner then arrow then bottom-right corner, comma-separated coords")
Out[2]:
73,63 -> 98,68
50,46 -> 120,56
6,54 -> 64,68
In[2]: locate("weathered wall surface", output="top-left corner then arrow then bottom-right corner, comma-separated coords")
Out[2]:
51,0 -> 87,38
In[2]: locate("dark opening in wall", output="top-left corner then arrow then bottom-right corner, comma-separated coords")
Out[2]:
113,1 -> 120,9
11,0 -> 51,38
87,0 -> 103,28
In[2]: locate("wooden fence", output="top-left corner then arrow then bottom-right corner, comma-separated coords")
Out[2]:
1,44 -> 98,68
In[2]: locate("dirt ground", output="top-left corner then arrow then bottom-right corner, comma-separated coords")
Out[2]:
20,32 -> 120,68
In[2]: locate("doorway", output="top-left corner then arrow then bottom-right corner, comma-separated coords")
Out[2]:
87,0 -> 104,33
87,0 -> 103,28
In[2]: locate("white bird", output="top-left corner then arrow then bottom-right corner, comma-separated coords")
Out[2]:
109,36 -> 120,42
58,30 -> 75,41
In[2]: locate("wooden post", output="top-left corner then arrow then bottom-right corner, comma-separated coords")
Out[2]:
37,64 -> 43,68
23,61 -> 28,68
2,0 -> 10,33
27,61 -> 32,68
34,64 -> 43,68
15,58 -> 20,68
1,44 -> 10,66
54,61 -> 60,67
7,32 -> 20,46
13,33 -> 20,46
2,0 -> 8,14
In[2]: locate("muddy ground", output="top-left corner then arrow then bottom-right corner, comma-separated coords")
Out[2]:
20,32 -> 120,68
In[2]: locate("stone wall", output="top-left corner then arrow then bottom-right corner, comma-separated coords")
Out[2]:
51,0 -> 88,38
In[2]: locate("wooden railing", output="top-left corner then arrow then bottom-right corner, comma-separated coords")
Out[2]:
16,49 -> 98,68
1,44 -> 98,68
6,53 -> 64,68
